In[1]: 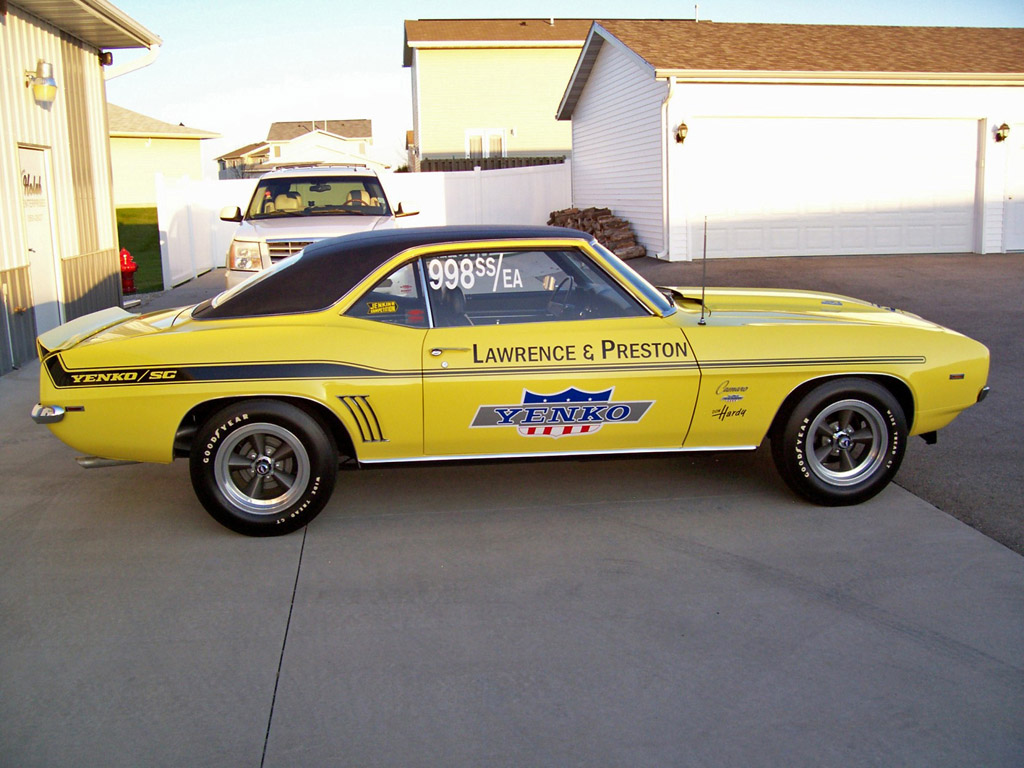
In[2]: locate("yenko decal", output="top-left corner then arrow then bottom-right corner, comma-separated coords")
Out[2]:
45,356 -> 395,388
471,387 -> 654,438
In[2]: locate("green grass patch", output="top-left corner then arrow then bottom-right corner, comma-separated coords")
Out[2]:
115,207 -> 162,293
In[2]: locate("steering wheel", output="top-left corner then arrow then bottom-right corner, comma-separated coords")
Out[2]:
547,276 -> 577,318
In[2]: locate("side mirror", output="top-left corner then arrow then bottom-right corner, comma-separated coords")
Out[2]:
219,206 -> 243,223
395,202 -> 420,218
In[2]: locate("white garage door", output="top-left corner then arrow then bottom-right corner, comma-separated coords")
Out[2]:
684,118 -> 978,258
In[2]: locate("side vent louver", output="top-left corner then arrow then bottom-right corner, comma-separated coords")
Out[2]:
338,395 -> 387,442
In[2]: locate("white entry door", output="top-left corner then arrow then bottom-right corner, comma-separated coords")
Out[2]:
19,146 -> 62,334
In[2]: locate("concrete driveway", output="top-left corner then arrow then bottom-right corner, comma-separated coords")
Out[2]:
2,254 -> 1022,767
636,252 -> 1024,556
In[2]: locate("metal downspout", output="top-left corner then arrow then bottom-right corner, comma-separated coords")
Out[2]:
657,77 -> 676,260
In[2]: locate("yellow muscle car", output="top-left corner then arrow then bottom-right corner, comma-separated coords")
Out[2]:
32,226 -> 990,536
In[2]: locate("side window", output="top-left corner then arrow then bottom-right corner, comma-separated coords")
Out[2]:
424,249 -> 646,328
344,262 -> 427,327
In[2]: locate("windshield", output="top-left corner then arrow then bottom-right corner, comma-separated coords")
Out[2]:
247,175 -> 391,219
589,241 -> 675,316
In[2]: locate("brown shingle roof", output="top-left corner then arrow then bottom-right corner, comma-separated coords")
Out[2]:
405,18 -> 593,44
403,18 -> 593,65
107,103 -> 219,138
598,20 -> 1024,74
267,120 -> 372,141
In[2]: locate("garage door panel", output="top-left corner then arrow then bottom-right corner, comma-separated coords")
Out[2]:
874,226 -> 902,249
769,228 -> 800,250
687,118 -> 978,258
840,226 -> 869,250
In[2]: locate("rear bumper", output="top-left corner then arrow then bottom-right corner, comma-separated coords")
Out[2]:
31,403 -> 65,424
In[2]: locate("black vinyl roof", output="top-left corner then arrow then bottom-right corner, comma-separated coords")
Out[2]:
194,225 -> 591,320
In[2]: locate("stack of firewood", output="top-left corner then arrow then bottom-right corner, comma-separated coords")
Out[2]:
548,207 -> 646,260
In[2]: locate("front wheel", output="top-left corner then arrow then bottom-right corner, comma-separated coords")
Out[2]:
190,400 -> 337,535
771,378 -> 907,506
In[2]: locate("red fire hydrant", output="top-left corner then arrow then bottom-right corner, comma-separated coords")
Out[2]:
119,247 -> 138,294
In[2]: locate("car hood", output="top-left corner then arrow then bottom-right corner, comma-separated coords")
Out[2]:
663,286 -> 941,329
234,214 -> 395,241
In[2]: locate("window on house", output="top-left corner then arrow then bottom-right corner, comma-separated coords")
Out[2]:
465,130 -> 505,159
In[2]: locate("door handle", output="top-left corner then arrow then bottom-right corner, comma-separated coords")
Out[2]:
430,347 -> 469,356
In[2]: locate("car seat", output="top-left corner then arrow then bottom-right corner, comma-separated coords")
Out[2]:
434,286 -> 470,326
274,191 -> 303,212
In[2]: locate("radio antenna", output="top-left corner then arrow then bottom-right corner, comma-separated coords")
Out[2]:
698,216 -> 708,325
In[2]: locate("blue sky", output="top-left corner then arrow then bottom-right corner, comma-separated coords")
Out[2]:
104,0 -> 1024,173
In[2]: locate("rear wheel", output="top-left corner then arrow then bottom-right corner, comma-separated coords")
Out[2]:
190,400 -> 337,536
771,378 -> 907,506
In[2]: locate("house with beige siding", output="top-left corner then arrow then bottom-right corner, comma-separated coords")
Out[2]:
558,20 -> 1024,260
403,18 -> 592,171
108,103 -> 219,207
1,0 -> 159,375
216,119 -> 384,178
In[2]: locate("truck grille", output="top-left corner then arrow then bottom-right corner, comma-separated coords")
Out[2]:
267,240 -> 316,263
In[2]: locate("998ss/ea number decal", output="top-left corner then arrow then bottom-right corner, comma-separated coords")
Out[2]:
426,254 -> 522,292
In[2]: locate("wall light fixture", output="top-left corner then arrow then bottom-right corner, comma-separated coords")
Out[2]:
24,60 -> 57,108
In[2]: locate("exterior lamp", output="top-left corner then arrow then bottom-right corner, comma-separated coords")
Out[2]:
675,122 -> 689,144
24,60 -> 58,108
994,123 -> 1010,143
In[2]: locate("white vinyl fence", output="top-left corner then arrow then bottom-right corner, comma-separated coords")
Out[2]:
155,163 -> 572,290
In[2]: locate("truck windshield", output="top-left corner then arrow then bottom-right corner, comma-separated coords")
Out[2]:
247,176 -> 391,219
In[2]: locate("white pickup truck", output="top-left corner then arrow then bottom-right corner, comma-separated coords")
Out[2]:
220,165 -> 417,288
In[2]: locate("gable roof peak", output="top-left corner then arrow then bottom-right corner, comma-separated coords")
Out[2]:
267,120 -> 373,142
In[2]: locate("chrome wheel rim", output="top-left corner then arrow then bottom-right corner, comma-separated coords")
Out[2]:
807,399 -> 887,487
214,423 -> 310,515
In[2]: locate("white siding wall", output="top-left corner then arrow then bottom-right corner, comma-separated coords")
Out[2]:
570,40 -> 667,254
0,5 -> 69,275
1002,121 -> 1024,251
0,6 -> 118,272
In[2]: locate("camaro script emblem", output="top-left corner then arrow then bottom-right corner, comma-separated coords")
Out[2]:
471,387 -> 654,438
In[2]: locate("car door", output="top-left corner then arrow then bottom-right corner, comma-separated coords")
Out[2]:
419,246 -> 700,457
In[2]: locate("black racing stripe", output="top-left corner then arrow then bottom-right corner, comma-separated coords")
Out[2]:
46,353 -> 926,390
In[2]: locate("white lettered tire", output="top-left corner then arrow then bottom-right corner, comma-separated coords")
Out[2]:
771,378 -> 907,506
190,400 -> 337,536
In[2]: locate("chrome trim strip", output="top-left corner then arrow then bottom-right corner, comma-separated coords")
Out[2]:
358,444 -> 758,465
